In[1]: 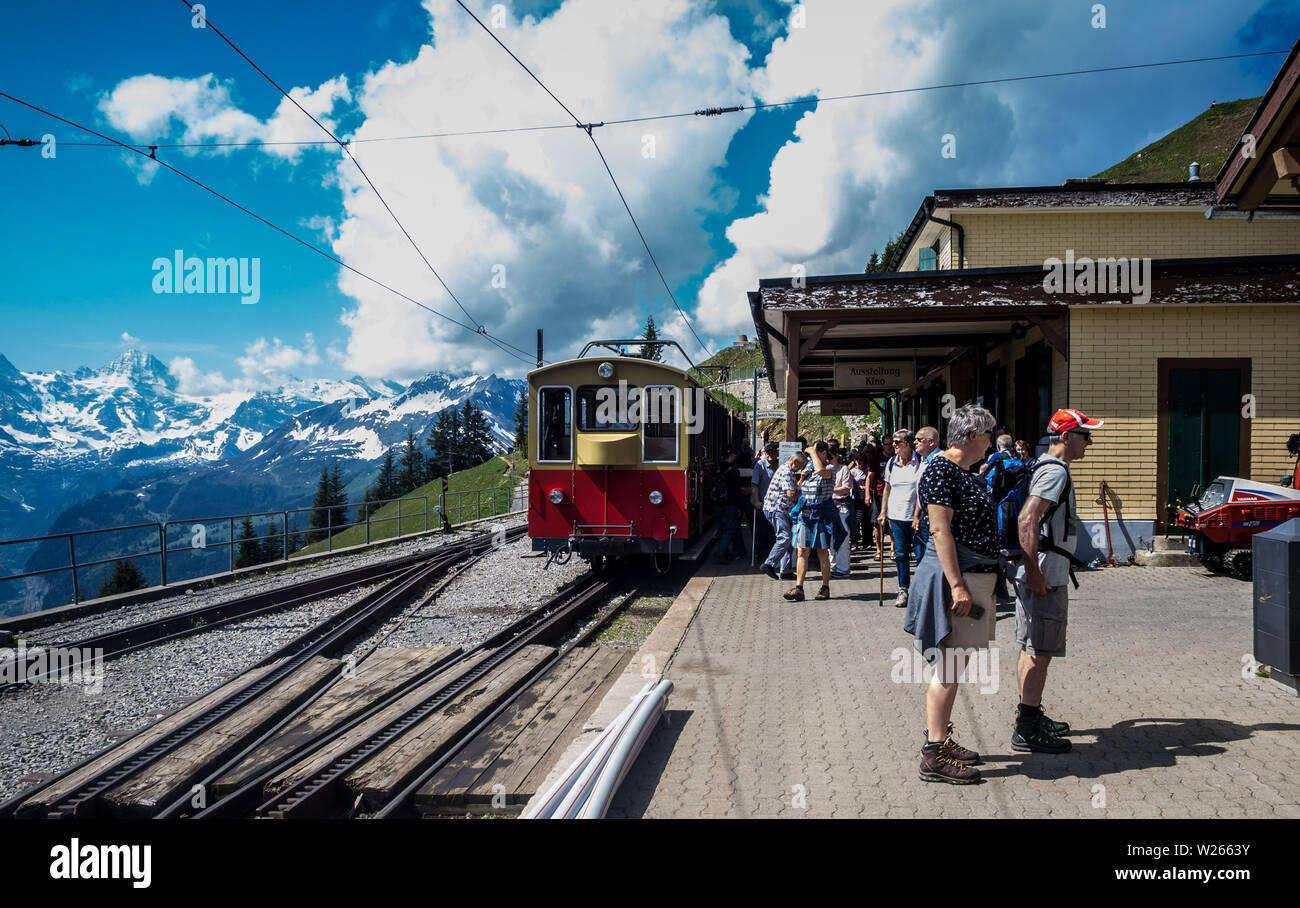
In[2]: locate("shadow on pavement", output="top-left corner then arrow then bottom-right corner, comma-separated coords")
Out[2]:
977,717 -> 1300,779
604,709 -> 691,818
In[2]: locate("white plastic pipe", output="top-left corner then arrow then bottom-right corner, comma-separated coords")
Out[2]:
577,679 -> 672,819
520,682 -> 650,819
552,682 -> 656,819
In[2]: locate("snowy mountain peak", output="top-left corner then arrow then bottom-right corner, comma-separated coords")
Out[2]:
101,349 -> 176,390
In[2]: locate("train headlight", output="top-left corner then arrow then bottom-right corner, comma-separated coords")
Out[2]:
648,490 -> 663,505
549,489 -> 565,505
598,362 -> 615,379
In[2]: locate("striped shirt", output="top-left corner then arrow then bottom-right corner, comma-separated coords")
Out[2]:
799,470 -> 834,504
762,463 -> 799,513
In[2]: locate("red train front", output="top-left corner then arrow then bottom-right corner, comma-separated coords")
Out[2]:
526,352 -> 744,566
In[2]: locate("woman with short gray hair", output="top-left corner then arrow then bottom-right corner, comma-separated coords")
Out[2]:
904,403 -> 1000,784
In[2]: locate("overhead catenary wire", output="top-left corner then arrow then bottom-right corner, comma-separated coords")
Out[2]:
43,49 -> 1288,151
179,0 -> 540,366
0,90 -> 537,367
452,0 -> 715,361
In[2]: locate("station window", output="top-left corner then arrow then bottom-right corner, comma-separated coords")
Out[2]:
642,386 -> 679,463
577,385 -> 640,432
538,386 -> 572,461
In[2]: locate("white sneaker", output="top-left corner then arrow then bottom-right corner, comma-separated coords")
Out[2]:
896,588 -> 908,608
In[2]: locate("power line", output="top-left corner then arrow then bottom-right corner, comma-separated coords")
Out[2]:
180,0 -> 543,363
452,0 -> 715,361
43,48 -> 1287,151
0,90 -> 538,368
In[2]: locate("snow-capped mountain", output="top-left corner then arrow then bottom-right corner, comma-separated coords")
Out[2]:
3,350 -> 394,462
0,349 -> 522,614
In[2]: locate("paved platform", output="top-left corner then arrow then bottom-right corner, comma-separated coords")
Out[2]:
609,550 -> 1300,818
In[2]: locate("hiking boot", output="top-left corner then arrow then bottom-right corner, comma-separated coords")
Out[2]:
783,585 -> 805,602
761,564 -> 779,580
1015,705 -> 1070,736
814,584 -> 831,600
1012,718 -> 1072,754
919,740 -> 982,784
896,587 -> 909,608
932,722 -> 980,765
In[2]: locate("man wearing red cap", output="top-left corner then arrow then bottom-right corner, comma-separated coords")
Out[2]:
1012,408 -> 1102,754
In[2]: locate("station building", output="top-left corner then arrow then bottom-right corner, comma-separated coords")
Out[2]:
751,43 -> 1300,560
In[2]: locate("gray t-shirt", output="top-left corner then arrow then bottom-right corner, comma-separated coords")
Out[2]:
1014,456 -> 1076,588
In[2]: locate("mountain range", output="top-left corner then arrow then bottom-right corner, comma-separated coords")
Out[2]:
0,350 -> 523,614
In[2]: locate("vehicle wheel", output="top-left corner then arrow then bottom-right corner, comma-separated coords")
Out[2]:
1227,550 -> 1252,581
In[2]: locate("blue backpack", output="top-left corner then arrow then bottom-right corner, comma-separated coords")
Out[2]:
996,457 -> 1087,586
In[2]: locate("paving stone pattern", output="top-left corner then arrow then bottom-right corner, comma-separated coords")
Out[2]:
609,553 -> 1300,818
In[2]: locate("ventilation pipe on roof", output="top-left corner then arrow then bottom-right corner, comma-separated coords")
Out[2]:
925,197 -> 965,270
1188,162 -> 1201,182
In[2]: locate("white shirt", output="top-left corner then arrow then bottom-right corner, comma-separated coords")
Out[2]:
884,454 -> 922,521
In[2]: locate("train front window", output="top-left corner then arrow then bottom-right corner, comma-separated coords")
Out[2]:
642,385 -> 678,463
538,387 -> 571,461
577,385 -> 639,432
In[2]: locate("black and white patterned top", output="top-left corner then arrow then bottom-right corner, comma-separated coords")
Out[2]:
918,454 -> 998,557
799,470 -> 834,504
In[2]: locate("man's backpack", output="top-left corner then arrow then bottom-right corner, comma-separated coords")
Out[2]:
708,472 -> 730,507
995,457 -> 1088,587
987,455 -> 1028,504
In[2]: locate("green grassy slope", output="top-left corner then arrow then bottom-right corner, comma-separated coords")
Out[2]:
293,452 -> 526,556
1092,97 -> 1259,183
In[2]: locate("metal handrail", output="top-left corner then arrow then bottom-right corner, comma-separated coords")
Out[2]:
0,481 -> 523,611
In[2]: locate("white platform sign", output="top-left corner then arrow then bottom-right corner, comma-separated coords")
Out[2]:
833,361 -> 915,390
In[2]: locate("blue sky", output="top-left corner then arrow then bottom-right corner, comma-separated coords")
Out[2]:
0,0 -> 1295,388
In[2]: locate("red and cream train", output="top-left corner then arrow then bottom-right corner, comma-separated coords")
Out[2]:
526,343 -> 747,566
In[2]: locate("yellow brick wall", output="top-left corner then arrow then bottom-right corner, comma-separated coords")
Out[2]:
1069,304 -> 1300,522
959,209 -> 1300,267
898,209 -> 1300,271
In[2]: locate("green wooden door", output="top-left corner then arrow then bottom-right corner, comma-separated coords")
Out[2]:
1167,368 -> 1241,510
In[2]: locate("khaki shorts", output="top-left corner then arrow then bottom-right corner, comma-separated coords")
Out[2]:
941,572 -> 997,650
1013,580 -> 1069,657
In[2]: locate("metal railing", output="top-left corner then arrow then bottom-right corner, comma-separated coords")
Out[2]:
0,482 -> 525,611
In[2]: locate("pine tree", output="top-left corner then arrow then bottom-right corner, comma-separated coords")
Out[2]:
639,315 -> 664,362
329,461 -> 350,530
309,464 -> 332,541
512,388 -> 528,452
375,447 -> 399,501
235,515 -> 264,568
426,407 -> 460,477
264,517 -> 283,561
460,399 -> 493,467
866,232 -> 903,273
398,428 -> 424,495
288,515 -> 304,553
98,559 -> 147,597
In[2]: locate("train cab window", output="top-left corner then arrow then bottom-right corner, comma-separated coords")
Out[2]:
538,387 -> 572,461
577,385 -> 639,432
642,385 -> 678,463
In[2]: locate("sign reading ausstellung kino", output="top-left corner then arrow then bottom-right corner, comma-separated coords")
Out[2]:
833,362 -> 916,390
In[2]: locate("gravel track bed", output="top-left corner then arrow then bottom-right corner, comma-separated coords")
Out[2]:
342,537 -> 589,657
0,527 -> 575,806
17,518 -> 524,646
0,578 -> 392,804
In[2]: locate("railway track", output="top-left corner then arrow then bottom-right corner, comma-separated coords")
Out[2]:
0,526 -> 527,819
0,530 -> 520,693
